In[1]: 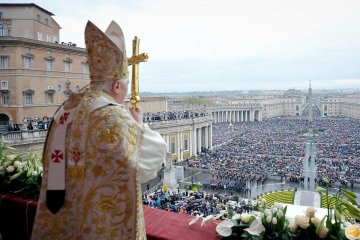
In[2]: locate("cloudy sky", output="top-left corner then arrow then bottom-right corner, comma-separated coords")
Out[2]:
7,0 -> 360,92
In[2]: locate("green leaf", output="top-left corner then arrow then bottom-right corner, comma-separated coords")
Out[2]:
316,215 -> 326,234
341,190 -> 358,205
315,187 -> 327,194
342,189 -> 357,199
9,172 -> 22,181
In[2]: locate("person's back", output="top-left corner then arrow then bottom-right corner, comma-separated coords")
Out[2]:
31,20 -> 166,240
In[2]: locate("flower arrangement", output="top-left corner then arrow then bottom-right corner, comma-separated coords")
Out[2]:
0,141 -> 42,199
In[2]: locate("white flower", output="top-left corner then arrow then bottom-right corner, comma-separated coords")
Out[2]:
189,214 -> 203,226
305,207 -> 316,218
272,217 -> 277,225
240,213 -> 251,224
13,160 -> 22,169
277,210 -> 283,218
232,214 -> 241,220
201,215 -> 214,227
266,215 -> 272,223
318,226 -> 329,239
6,165 -> 15,173
264,209 -> 272,216
244,219 -> 265,236
32,170 -> 38,176
272,207 -> 278,214
261,198 -> 266,204
274,202 -> 283,209
3,161 -> 11,167
260,212 -> 264,218
311,217 -> 320,227
345,224 -> 360,240
38,166 -> 43,172
295,215 -> 310,229
216,220 -> 234,237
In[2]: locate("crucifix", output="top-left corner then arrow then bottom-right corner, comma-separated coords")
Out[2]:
128,36 -> 148,109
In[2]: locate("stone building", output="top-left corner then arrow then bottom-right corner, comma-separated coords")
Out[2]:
0,3 -> 89,128
320,95 -> 360,118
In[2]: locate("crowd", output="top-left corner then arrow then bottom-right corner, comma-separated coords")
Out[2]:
314,117 -> 360,187
143,110 -> 206,123
143,190 -> 255,217
186,117 -> 308,192
5,116 -> 51,132
184,115 -> 360,191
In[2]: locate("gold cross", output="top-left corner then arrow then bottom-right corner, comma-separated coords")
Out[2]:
128,36 -> 148,109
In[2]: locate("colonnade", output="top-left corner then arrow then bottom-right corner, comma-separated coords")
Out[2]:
212,109 -> 262,123
159,124 -> 212,161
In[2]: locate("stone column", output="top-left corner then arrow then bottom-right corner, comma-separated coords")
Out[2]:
240,110 -> 243,122
204,126 -> 209,149
209,125 -> 213,149
166,134 -> 170,152
177,131 -> 181,161
179,131 -> 183,161
197,127 -> 202,153
250,110 -> 254,122
193,127 -> 197,155
189,129 -> 193,157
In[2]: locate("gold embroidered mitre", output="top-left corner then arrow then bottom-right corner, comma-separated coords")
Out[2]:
85,21 -> 129,83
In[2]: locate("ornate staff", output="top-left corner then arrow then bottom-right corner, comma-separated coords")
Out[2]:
128,36 -> 148,109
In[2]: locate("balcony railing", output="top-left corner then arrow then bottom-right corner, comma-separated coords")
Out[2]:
0,129 -> 48,143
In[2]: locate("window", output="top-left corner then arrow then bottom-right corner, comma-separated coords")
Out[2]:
2,92 -> 9,105
1,46 -> 7,52
37,32 -> 42,41
57,84 -> 63,92
0,56 -> 9,68
46,93 -> 54,104
46,59 -> 54,70
74,85 -> 80,92
64,61 -> 71,72
184,139 -> 189,151
24,93 -> 33,105
46,34 -> 52,42
0,24 -> 5,36
0,12 -> 3,19
45,18 -> 49,25
37,14 -> 40,21
23,56 -> 32,68
1,81 -> 8,90
82,63 -> 89,74
171,142 -> 176,154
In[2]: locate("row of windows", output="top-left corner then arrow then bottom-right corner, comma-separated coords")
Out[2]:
37,32 -> 57,43
1,85 -> 81,106
0,81 -> 80,92
0,56 -> 89,73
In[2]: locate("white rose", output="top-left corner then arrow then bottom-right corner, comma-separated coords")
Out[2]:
272,217 -> 277,225
295,215 -> 310,229
240,213 -> 251,224
289,222 -> 298,233
274,203 -> 283,209
13,160 -> 22,168
266,215 -> 272,223
306,207 -> 316,218
318,226 -> 328,239
32,170 -> 38,176
311,217 -> 320,227
260,212 -> 264,218
232,214 -> 241,220
3,161 -> 11,167
6,165 -> 15,173
264,209 -> 272,217
277,210 -> 283,218
272,207 -> 278,214
38,166 -> 43,172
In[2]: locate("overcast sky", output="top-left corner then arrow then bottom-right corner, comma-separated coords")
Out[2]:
7,0 -> 360,92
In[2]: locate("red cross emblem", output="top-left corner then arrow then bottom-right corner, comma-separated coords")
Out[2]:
51,150 -> 64,163
59,112 -> 70,125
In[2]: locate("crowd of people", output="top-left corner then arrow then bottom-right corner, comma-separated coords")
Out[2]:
5,116 -> 51,132
143,110 -> 207,123
314,117 -> 360,187
185,116 -> 360,191
143,190 -> 255,217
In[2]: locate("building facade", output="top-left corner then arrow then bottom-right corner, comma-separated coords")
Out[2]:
320,95 -> 360,118
0,3 -> 89,128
